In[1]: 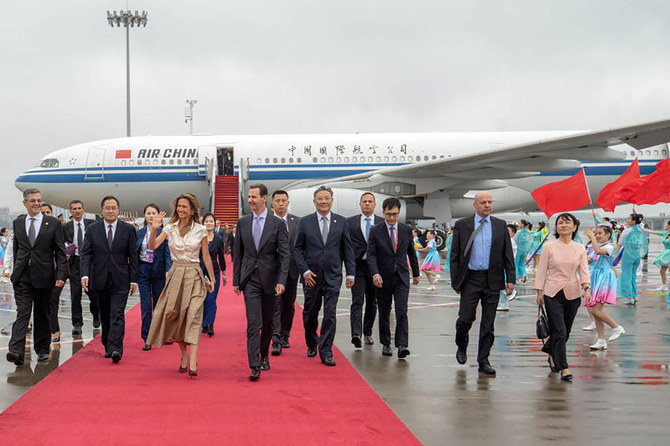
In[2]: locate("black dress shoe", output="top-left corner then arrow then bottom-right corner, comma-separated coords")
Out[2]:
281,339 -> 290,349
93,318 -> 101,329
111,351 -> 122,363
104,351 -> 112,358
478,363 -> 496,375
142,343 -> 151,351
321,356 -> 336,367
271,344 -> 282,356
351,336 -> 362,348
560,372 -> 573,381
6,351 -> 22,365
260,356 -> 270,371
202,326 -> 208,334
364,335 -> 374,345
382,345 -> 393,356
207,325 -> 214,337
249,367 -> 261,381
37,353 -> 50,362
456,348 -> 467,365
307,348 -> 317,358
398,346 -> 410,359
72,326 -> 82,335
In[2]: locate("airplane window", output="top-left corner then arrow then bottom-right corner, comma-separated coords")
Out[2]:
313,157 -> 318,163
440,155 -> 445,158
369,157 -> 373,162
161,160 -> 166,165
336,157 -> 341,163
376,156 -> 381,162
383,156 -> 389,162
297,157 -> 302,163
192,158 -> 197,164
177,159 -> 182,165
416,156 -> 421,161
138,160 -> 143,166
400,156 -> 405,161
169,159 -> 174,165
289,157 -> 293,163
39,160 -> 49,168
321,157 -> 326,163
352,156 -> 357,162
654,150 -> 659,155
273,158 -> 278,163
344,157 -> 349,162
185,159 -> 190,164
256,158 -> 260,163
663,149 -> 668,156
121,160 -> 127,166
329,157 -> 334,163
432,155 -> 437,160
646,150 -> 651,156
49,159 -> 59,168
424,156 -> 429,161
154,159 -> 158,165
129,160 -> 135,166
265,158 -> 270,163
391,156 -> 397,162
281,158 -> 286,163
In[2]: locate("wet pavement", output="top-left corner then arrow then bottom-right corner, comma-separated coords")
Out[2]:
1,240 -> 669,445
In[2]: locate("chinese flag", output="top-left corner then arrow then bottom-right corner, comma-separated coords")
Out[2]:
115,149 -> 132,159
595,158 -> 640,212
531,169 -> 591,219
613,159 -> 670,206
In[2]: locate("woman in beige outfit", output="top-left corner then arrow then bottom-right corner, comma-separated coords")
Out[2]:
534,213 -> 591,382
147,193 -> 215,377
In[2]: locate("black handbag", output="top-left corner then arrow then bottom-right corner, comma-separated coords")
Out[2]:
536,304 -> 550,339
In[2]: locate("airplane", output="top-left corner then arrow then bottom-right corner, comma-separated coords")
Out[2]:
14,119 -> 670,234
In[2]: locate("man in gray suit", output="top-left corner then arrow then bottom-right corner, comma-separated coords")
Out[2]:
294,186 -> 355,367
270,190 -> 301,356
233,183 -> 289,381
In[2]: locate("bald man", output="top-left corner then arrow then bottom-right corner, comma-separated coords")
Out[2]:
449,191 -> 515,375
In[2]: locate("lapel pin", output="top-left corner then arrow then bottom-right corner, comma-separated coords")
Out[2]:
333,219 -> 337,224
45,222 -> 50,226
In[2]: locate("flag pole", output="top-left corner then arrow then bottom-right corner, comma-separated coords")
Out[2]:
581,167 -> 599,227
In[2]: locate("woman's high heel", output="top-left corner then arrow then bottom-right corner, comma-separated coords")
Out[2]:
188,364 -> 198,377
179,357 -> 188,373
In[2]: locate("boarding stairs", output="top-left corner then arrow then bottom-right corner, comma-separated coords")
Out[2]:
213,175 -> 239,224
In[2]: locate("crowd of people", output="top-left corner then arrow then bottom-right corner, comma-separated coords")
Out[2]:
2,186 -> 669,383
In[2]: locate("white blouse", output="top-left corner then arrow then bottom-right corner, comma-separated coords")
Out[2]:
163,222 -> 207,263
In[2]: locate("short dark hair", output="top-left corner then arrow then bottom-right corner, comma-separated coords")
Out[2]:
507,224 -> 517,234
426,229 -> 435,236
201,212 -> 216,224
382,197 -> 401,211
313,185 -> 333,198
101,196 -> 120,208
553,213 -> 580,239
69,200 -> 83,209
23,189 -> 41,199
41,202 -> 53,212
272,189 -> 289,199
360,192 -> 375,201
143,203 -> 160,214
249,183 -> 268,197
537,221 -> 545,230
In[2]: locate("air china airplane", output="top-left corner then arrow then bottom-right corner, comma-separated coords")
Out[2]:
14,119 -> 670,224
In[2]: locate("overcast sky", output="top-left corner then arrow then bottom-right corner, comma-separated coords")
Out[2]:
2,1 -> 669,211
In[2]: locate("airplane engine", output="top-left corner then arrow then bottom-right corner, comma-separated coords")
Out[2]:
285,188 -> 402,220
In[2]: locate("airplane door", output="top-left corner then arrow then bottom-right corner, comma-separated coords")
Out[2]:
85,147 -> 106,180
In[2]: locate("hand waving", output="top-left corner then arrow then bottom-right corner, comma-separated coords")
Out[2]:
152,211 -> 166,230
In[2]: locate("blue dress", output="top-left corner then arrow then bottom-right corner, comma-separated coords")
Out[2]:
586,243 -> 617,306
515,228 -> 532,279
421,240 -> 442,271
443,233 -> 453,271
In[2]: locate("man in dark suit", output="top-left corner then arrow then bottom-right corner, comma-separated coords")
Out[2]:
366,197 -> 420,358
347,192 -> 384,348
64,199 -> 97,333
80,196 -> 138,363
450,191 -> 515,375
6,189 -> 68,366
233,184 -> 289,381
294,186 -> 355,367
270,190 -> 301,356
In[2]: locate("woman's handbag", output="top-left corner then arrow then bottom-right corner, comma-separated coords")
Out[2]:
536,304 -> 550,339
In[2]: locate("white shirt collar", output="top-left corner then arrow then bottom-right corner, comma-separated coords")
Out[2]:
318,212 -> 332,221
254,209 -> 268,220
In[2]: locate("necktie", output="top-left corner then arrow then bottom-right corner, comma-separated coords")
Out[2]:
364,217 -> 371,241
285,217 -> 289,231
253,217 -> 262,250
28,218 -> 36,246
77,222 -> 83,251
107,224 -> 113,250
464,218 -> 486,257
321,216 -> 329,245
389,226 -> 396,252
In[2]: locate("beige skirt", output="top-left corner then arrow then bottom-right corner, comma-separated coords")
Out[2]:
147,262 -> 207,347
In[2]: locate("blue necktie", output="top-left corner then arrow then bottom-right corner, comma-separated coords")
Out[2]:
365,217 -> 371,241
253,217 -> 262,250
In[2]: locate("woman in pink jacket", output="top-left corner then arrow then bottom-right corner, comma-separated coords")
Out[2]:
534,213 -> 591,381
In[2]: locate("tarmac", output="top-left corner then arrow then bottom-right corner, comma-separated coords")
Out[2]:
1,238 -> 669,445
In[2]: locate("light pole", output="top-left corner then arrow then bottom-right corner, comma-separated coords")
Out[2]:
107,10 -> 148,137
185,99 -> 198,135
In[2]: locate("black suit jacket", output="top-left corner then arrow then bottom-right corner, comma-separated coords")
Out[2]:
11,215 -> 68,288
64,218 -> 96,246
449,215 -> 515,292
80,220 -> 139,292
294,212 -> 355,287
275,213 -> 301,279
200,232 -> 226,277
233,212 -> 290,294
347,214 -> 384,274
366,222 -> 419,288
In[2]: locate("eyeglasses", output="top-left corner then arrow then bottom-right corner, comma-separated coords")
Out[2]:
102,206 -> 119,211
26,199 -> 43,204
384,212 -> 400,217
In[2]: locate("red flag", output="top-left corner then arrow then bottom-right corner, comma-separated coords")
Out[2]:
613,159 -> 670,206
115,149 -> 131,159
531,169 -> 591,219
595,158 -> 640,212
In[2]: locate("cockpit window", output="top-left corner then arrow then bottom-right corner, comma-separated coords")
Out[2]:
38,158 -> 60,168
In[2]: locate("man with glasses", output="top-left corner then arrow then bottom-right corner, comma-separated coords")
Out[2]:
6,189 -> 68,366
366,197 -> 420,358
80,196 -> 138,363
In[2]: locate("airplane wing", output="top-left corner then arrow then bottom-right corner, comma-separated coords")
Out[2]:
295,118 -> 670,190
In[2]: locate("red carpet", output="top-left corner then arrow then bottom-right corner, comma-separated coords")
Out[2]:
0,283 -> 420,445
